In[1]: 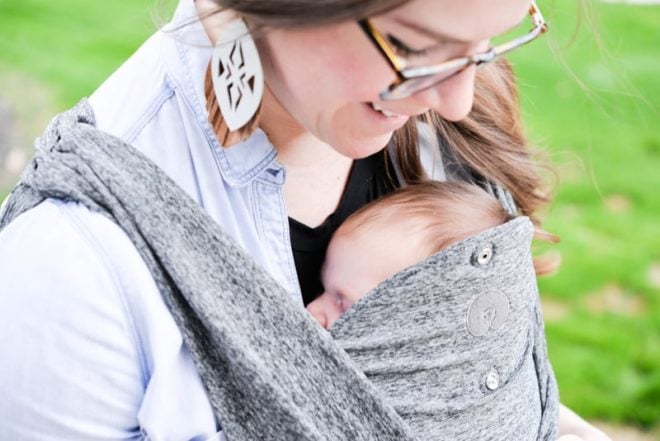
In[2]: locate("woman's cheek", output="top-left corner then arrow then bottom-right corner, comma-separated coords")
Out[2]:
320,49 -> 389,100
260,23 -> 394,107
304,24 -> 394,101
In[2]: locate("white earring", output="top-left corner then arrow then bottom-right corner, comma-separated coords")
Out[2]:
211,19 -> 264,132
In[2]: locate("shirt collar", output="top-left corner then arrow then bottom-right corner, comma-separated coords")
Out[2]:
161,0 -> 278,188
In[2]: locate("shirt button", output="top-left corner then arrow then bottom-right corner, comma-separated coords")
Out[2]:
476,246 -> 493,265
485,370 -> 500,390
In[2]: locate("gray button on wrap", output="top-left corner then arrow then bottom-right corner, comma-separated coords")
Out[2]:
476,246 -> 493,265
467,290 -> 510,337
486,370 -> 500,391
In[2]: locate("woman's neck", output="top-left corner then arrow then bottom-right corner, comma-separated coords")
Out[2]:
259,87 -> 346,167
259,86 -> 353,227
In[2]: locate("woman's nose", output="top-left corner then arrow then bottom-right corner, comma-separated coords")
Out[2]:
408,65 -> 478,121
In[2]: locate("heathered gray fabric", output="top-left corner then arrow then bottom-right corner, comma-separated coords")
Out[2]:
0,100 -> 559,440
329,217 -> 559,440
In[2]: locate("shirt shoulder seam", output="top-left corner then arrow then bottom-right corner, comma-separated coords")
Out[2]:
122,85 -> 176,145
57,201 -> 151,386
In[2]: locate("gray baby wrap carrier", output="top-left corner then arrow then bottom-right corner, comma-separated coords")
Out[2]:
329,218 -> 558,440
0,101 -> 558,440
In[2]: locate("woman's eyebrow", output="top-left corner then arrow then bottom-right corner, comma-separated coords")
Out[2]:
392,16 -> 472,45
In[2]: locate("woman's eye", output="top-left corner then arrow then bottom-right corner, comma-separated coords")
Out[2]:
387,34 -> 430,58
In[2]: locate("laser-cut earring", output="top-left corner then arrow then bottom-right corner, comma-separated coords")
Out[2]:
209,18 -> 264,145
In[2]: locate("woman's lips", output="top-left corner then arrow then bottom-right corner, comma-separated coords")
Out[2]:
364,102 -> 409,131
370,101 -> 407,118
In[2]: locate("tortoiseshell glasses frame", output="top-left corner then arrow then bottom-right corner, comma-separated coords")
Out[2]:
358,1 -> 548,100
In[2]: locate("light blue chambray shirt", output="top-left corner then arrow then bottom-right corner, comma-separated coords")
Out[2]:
0,1 -> 299,439
0,1 -> 448,439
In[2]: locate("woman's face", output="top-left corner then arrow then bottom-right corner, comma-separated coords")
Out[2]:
257,0 -> 532,158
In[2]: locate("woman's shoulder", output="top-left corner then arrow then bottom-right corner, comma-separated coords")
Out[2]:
86,3 -> 214,156
88,29 -> 170,143
86,22 -> 219,200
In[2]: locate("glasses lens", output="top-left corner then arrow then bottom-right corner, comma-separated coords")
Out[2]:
383,67 -> 465,100
377,7 -> 545,100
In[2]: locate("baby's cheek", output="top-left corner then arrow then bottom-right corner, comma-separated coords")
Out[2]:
339,297 -> 355,313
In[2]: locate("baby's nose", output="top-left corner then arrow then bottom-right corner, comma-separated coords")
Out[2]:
306,299 -> 329,328
305,292 -> 344,329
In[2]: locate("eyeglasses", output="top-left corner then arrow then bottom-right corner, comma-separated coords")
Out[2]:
358,1 -> 548,100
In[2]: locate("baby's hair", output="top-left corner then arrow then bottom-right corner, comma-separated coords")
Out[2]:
337,181 -> 513,258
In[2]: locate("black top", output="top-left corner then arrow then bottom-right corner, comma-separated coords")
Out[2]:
289,151 -> 397,306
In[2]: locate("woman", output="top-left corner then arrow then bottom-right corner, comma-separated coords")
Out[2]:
0,0 -> 610,439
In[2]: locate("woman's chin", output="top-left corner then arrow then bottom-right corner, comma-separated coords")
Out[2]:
333,133 -> 394,159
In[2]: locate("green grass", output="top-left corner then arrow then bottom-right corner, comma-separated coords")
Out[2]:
0,0 -> 164,105
510,1 -> 660,428
1,0 -> 658,429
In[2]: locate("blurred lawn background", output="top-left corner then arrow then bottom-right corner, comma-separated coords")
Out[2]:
0,0 -> 658,434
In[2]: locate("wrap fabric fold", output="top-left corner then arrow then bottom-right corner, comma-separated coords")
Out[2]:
329,217 -> 559,440
0,100 -> 558,440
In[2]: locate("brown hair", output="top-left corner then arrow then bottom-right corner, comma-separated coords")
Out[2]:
206,1 -> 408,27
338,181 -> 557,276
204,0 -> 558,273
338,181 -> 513,255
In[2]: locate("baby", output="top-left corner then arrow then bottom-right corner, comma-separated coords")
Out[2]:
306,180 -> 512,328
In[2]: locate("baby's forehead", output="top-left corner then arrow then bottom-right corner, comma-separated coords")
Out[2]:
333,213 -> 422,257
341,203 -> 426,237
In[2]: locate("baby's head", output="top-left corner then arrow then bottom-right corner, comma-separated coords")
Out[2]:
307,181 -> 513,328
